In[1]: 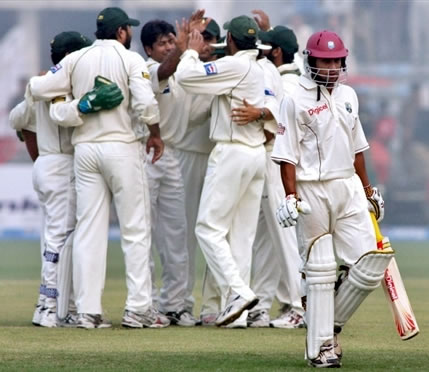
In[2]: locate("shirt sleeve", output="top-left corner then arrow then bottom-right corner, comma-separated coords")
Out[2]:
351,90 -> 369,153
49,95 -> 84,128
9,99 -> 36,132
271,97 -> 300,165
176,49 -> 243,95
128,53 -> 160,126
29,56 -> 73,101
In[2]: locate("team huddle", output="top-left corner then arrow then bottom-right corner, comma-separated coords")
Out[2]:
9,6 -> 390,369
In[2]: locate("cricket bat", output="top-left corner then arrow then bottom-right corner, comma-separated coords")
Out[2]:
370,213 -> 419,340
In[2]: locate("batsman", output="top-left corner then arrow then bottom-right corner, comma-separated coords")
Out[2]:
272,30 -> 393,368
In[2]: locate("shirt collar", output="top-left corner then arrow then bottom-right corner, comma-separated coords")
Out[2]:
299,74 -> 318,90
93,39 -> 125,49
278,63 -> 301,75
234,49 -> 259,59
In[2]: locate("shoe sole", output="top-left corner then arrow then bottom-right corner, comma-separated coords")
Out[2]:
215,298 -> 259,327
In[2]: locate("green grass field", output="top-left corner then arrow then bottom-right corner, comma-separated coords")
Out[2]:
0,240 -> 427,371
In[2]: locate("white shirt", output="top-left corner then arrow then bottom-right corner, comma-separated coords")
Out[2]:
29,39 -> 159,145
278,63 -> 301,97
271,75 -> 369,181
176,49 -> 266,147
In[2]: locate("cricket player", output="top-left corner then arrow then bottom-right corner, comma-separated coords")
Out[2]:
29,7 -> 169,329
10,31 -> 92,328
272,30 -> 391,367
233,22 -> 305,328
176,15 -> 266,327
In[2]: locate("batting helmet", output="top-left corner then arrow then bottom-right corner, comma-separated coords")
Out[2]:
304,30 -> 348,59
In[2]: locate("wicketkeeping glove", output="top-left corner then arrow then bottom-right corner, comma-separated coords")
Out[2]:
276,194 -> 312,228
366,186 -> 384,222
78,76 -> 124,114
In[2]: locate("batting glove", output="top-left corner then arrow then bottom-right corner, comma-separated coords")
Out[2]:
366,186 -> 384,222
276,194 -> 311,228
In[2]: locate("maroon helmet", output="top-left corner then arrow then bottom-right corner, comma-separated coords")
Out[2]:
304,30 -> 348,59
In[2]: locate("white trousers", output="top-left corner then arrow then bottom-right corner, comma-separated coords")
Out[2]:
251,151 -> 303,314
175,149 -> 209,312
73,142 -> 152,314
32,154 -> 76,305
145,145 -> 188,313
196,142 -> 265,301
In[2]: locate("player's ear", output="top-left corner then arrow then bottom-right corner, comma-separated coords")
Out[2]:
144,45 -> 152,57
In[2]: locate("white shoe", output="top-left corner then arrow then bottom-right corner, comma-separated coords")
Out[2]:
200,313 -> 218,326
58,313 -> 78,328
224,311 -> 247,328
164,310 -> 198,327
308,340 -> 341,368
121,308 -> 170,329
32,304 -> 45,326
270,309 -> 305,329
247,309 -> 270,328
40,308 -> 57,328
215,294 -> 259,327
77,313 -> 112,329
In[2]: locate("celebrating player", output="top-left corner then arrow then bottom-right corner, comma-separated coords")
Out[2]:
272,30 -> 392,367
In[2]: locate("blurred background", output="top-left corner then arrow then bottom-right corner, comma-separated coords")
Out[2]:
1,0 -> 429,240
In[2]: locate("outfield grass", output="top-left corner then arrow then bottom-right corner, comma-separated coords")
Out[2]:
0,240 -> 428,371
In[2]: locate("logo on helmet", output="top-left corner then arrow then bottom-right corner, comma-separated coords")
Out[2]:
328,41 -> 335,50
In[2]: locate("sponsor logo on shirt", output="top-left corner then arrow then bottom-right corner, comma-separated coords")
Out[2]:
204,62 -> 218,75
142,72 -> 150,80
50,64 -> 62,74
277,123 -> 286,135
264,89 -> 275,96
308,103 -> 328,116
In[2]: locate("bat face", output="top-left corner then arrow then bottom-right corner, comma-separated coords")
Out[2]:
371,215 -> 420,341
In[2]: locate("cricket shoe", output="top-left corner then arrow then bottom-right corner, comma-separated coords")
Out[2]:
199,313 -> 218,326
270,309 -> 305,329
58,313 -> 78,328
39,308 -> 58,328
308,340 -> 341,368
224,311 -> 247,328
32,304 -> 45,326
164,310 -> 198,327
77,313 -> 112,329
247,309 -> 270,328
121,308 -> 170,329
215,294 -> 259,327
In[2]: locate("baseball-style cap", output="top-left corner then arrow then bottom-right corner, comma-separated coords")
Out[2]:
203,19 -> 221,40
259,26 -> 299,54
211,36 -> 226,56
96,7 -> 140,34
223,15 -> 259,41
51,31 -> 92,54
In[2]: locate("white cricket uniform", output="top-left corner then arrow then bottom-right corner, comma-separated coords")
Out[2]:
271,74 -> 376,271
30,39 -> 160,315
176,49 -> 266,302
174,93 -> 214,313
144,57 -> 189,313
251,62 -> 303,315
9,98 -> 76,316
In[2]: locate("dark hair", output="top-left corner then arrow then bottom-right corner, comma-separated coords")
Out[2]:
201,30 -> 218,42
95,23 -> 128,40
230,33 -> 256,51
140,20 -> 175,49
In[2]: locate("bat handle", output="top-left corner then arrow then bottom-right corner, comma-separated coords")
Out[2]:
370,212 -> 384,249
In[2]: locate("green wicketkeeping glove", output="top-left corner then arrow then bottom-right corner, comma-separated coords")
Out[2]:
78,77 -> 124,114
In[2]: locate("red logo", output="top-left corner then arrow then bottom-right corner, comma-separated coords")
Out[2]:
277,123 -> 286,135
384,270 -> 398,301
308,103 -> 328,116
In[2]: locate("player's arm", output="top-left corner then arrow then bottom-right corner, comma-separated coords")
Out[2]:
49,95 -> 84,128
21,129 -> 39,162
9,99 -> 35,132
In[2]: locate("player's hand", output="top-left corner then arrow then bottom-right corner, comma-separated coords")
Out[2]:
251,9 -> 271,31
175,18 -> 190,53
146,125 -> 164,163
366,186 -> 384,222
276,194 -> 311,228
187,30 -> 205,54
189,9 -> 211,33
231,99 -> 261,125
78,83 -> 123,114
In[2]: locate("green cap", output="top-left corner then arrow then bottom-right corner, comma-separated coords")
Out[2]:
203,19 -> 221,40
50,31 -> 92,54
211,36 -> 226,57
259,26 -> 298,55
97,7 -> 140,34
223,15 -> 259,41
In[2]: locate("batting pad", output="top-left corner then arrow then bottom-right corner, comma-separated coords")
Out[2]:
334,248 -> 394,328
57,232 -> 74,319
304,234 -> 337,360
